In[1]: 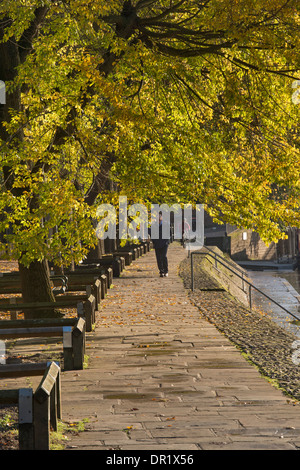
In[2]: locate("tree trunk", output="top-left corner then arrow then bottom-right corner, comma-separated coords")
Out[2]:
18,259 -> 62,319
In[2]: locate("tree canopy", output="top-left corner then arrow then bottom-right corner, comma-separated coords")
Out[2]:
0,0 -> 300,268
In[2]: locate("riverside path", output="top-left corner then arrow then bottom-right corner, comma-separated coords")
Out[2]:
61,243 -> 300,451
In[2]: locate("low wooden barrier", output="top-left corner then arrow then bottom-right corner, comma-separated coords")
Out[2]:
85,278 -> 101,307
131,248 -> 138,260
112,251 -> 132,266
0,317 -> 86,370
0,274 -> 68,295
0,294 -> 96,332
116,245 -> 138,260
70,271 -> 109,298
77,294 -> 96,332
0,361 -> 61,450
0,318 -> 78,329
80,257 -> 123,277
0,361 -> 60,378
70,265 -> 113,287
64,270 -> 110,290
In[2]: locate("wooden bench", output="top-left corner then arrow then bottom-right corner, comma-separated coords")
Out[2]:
117,245 -> 138,260
60,278 -> 103,309
0,273 -> 68,295
80,256 -> 124,277
64,269 -> 110,290
73,269 -> 111,291
0,361 -> 61,450
0,360 -> 60,378
123,245 -> 142,258
112,251 -> 133,266
70,265 -> 113,286
0,317 -> 86,370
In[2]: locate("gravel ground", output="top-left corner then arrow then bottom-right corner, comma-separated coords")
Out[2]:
179,255 -> 300,401
0,405 -> 19,450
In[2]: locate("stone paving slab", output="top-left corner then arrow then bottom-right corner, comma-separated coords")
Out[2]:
58,244 -> 300,451
3,244 -> 300,451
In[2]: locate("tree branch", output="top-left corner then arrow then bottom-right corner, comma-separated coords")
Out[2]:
18,6 -> 49,63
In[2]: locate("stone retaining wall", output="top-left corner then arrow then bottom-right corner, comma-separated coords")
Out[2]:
192,247 -> 251,307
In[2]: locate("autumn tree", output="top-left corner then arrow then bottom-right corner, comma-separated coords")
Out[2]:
0,0 -> 299,316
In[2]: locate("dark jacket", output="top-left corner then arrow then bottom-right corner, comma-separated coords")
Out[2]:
150,221 -> 170,249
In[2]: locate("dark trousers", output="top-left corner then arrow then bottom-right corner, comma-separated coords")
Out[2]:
154,245 -> 168,274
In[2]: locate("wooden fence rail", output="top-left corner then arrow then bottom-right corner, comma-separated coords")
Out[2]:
0,294 -> 96,332
0,317 -> 86,370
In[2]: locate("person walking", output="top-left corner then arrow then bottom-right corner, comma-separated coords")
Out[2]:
177,217 -> 191,247
150,212 -> 170,277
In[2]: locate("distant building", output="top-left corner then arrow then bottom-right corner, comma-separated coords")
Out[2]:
204,212 -> 299,264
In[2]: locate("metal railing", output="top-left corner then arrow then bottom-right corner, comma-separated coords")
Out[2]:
191,247 -> 300,322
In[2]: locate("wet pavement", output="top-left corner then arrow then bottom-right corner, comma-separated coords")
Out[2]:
59,244 -> 300,450
3,244 -> 300,451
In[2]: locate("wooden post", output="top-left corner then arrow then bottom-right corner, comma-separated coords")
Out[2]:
93,279 -> 101,309
84,288 -> 92,330
33,362 -> 61,449
49,380 -> 58,432
112,258 -> 121,277
114,252 -> 132,266
33,395 -> 50,450
83,294 -> 96,331
62,319 -> 86,370
47,361 -> 61,430
72,317 -> 86,370
125,252 -> 132,265
9,297 -> 17,320
55,364 -> 62,420
100,274 -> 107,299
63,326 -> 73,370
102,267 -> 113,287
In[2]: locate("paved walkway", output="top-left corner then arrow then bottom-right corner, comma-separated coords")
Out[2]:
61,244 -> 300,450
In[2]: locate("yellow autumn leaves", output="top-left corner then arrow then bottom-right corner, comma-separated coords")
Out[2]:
0,0 -> 300,266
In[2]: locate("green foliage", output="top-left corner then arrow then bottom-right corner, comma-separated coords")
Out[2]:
0,0 -> 300,265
